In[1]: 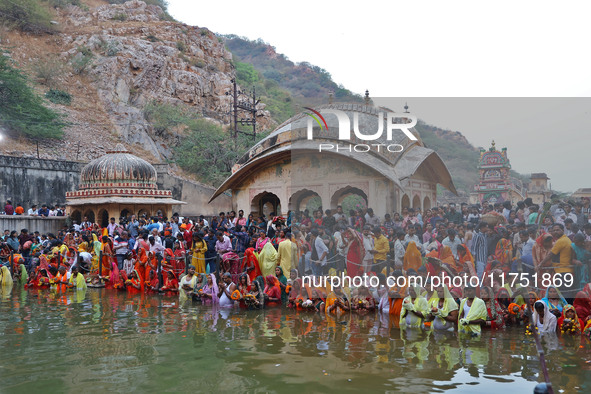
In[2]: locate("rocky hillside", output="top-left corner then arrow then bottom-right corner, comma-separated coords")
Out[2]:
0,0 -> 272,162
224,35 -> 363,106
0,0 -> 520,195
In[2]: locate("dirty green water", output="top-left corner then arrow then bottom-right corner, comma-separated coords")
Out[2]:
0,285 -> 589,393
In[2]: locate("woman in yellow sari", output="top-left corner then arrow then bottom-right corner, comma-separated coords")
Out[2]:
458,286 -> 487,336
68,266 -> 87,290
403,242 -> 422,272
400,285 -> 429,328
426,285 -> 458,331
325,285 -> 351,315
258,242 -> 278,278
191,233 -> 208,274
0,265 -> 12,286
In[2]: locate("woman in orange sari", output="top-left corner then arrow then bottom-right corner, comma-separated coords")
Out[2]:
403,242 -> 422,272
532,233 -> 553,273
457,244 -> 476,278
439,246 -> 460,273
493,231 -> 513,273
99,236 -> 113,277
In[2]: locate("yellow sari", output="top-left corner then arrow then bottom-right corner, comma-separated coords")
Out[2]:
427,285 -> 458,330
69,273 -> 87,290
458,297 -> 487,335
0,266 -> 12,286
191,240 -> 207,274
258,242 -> 278,278
400,285 -> 429,328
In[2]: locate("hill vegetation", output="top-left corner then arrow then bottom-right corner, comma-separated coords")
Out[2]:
224,35 -> 363,106
0,51 -> 65,139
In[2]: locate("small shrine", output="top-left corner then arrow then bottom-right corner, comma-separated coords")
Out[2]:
470,141 -> 524,205
66,144 -> 185,226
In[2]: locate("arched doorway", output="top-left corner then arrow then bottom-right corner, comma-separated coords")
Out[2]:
120,209 -> 131,221
98,209 -> 109,228
412,195 -> 421,210
83,209 -> 95,224
70,209 -> 82,224
251,192 -> 281,217
423,196 -> 431,210
137,208 -> 150,219
331,186 -> 368,214
401,194 -> 410,210
289,189 -> 322,212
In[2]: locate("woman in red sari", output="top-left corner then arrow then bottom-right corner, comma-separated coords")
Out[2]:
242,247 -> 262,282
109,258 -> 122,290
574,283 -> 591,324
160,270 -> 179,294
480,286 -> 506,329
126,269 -> 144,293
345,227 -> 364,277
558,304 -> 584,335
237,273 -> 251,308
264,275 -> 282,306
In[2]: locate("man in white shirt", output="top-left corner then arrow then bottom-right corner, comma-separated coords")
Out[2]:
333,205 -> 347,223
27,205 -> 39,216
333,225 -> 348,273
364,208 -> 380,228
361,226 -> 375,273
311,228 -> 329,277
107,217 -> 119,237
394,231 -> 406,269
404,225 -> 423,253
442,229 -> 463,259
148,235 -> 165,256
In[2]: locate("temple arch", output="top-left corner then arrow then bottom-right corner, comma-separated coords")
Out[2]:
83,209 -> 95,224
70,210 -> 82,224
97,208 -> 109,228
289,188 -> 322,212
330,186 -> 368,213
412,195 -> 421,210
423,196 -> 431,210
251,191 -> 281,217
401,194 -> 411,210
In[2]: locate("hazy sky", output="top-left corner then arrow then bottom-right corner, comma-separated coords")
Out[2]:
167,0 -> 591,192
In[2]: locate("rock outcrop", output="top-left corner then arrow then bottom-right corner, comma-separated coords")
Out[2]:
1,0 -> 272,162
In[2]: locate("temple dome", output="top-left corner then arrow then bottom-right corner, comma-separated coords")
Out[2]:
80,144 -> 157,190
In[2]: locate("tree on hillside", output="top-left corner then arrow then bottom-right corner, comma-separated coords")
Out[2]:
0,53 -> 65,139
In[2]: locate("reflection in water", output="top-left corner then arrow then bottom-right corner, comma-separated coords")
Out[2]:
0,286 -> 590,393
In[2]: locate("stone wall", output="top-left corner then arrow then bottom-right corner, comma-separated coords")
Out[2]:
0,156 -> 231,217
0,215 -> 68,234
0,155 -> 82,208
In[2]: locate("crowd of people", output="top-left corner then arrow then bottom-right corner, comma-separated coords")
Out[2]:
1,195 -> 591,339
2,200 -> 66,217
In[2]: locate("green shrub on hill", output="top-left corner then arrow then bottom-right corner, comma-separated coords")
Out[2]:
234,61 -> 297,124
0,0 -> 55,34
0,53 -> 65,139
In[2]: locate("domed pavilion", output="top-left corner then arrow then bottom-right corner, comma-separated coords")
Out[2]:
66,144 -> 185,226
209,103 -> 457,219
